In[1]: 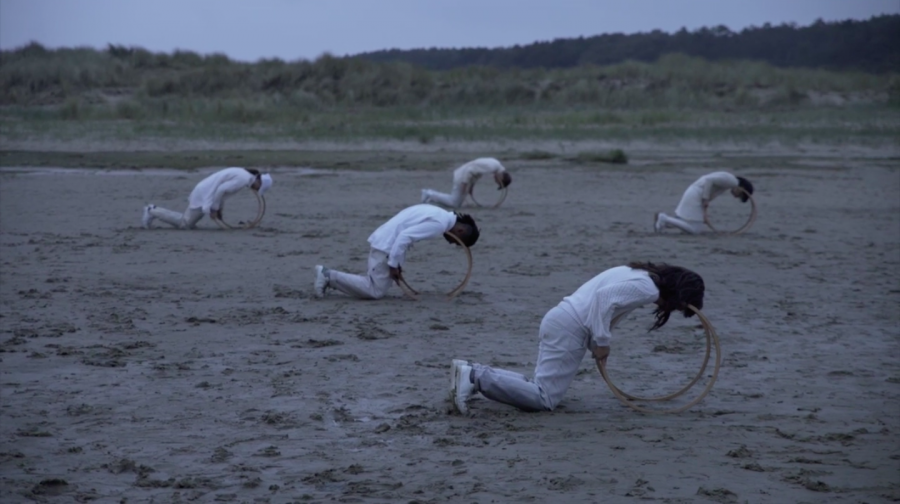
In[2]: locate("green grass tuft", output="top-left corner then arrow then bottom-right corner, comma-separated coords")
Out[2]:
571,149 -> 629,164
519,150 -> 557,160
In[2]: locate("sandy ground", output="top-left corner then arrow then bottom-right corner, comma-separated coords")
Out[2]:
1,149 -> 898,503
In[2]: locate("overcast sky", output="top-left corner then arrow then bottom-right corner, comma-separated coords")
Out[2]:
1,0 -> 897,62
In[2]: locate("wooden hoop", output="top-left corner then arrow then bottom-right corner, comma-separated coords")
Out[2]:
397,274 -> 420,301
704,187 -> 756,235
597,304 -> 722,414
213,191 -> 266,230
469,182 -> 508,209
396,232 -> 473,300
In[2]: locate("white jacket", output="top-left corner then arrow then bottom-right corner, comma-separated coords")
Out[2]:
675,171 -> 740,222
558,266 -> 660,348
368,204 -> 457,268
188,168 -> 257,213
452,158 -> 506,186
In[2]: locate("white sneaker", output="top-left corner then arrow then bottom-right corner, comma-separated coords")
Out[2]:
420,189 -> 429,204
314,265 -> 329,298
653,212 -> 663,233
449,359 -> 475,414
142,204 -> 156,229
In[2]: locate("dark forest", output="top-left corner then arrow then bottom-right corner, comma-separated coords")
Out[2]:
353,15 -> 899,73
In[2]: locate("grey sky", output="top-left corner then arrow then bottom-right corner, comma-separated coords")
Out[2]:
1,0 -> 897,62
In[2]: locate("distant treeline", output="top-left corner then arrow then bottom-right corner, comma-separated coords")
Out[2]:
354,15 -> 900,74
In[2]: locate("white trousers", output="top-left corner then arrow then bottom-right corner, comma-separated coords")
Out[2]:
327,249 -> 393,300
422,183 -> 466,209
472,306 -> 590,411
150,205 -> 205,229
657,212 -> 707,234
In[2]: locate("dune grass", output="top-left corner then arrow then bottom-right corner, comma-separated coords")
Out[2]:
0,45 -> 897,153
1,104 -> 896,149
572,149 -> 629,164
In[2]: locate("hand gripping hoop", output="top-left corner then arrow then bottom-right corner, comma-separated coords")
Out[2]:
212,191 -> 266,230
597,305 -> 721,414
704,187 -> 756,235
469,182 -> 509,209
396,232 -> 473,301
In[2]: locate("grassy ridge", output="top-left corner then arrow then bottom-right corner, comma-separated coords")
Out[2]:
1,44 -> 897,149
2,45 -> 894,111
0,149 -> 628,171
2,105 -> 895,147
0,150 -> 445,171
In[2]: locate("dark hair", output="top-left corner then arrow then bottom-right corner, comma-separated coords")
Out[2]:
245,168 -> 261,177
447,212 -> 480,247
628,261 -> 705,330
736,176 -> 754,203
499,172 -> 512,189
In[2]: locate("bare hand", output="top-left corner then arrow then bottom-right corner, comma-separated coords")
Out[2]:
592,346 -> 610,369
389,266 -> 402,282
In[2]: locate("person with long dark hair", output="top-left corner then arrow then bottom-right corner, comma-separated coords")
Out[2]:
449,262 -> 704,414
421,157 -> 512,209
315,204 -> 479,300
142,167 -> 273,229
654,172 -> 754,234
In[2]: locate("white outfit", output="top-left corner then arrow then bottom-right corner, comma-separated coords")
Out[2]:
327,204 -> 458,299
657,171 -> 740,234
470,266 -> 659,411
422,158 -> 506,208
149,168 -> 258,229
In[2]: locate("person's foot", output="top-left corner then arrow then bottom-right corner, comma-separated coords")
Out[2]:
314,265 -> 330,298
449,359 -> 475,414
142,204 -> 156,229
420,189 -> 429,204
653,212 -> 663,233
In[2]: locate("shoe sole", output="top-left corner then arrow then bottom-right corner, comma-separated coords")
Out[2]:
314,265 -> 326,298
449,361 -> 460,405
449,359 -> 469,414
450,359 -> 467,392
142,204 -> 158,229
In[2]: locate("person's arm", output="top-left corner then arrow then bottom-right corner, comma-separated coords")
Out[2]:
588,285 -> 622,349
700,179 -> 713,210
592,345 -> 610,371
490,161 -> 507,189
701,173 -> 739,204
210,200 -> 224,220
588,282 -> 658,348
461,160 -> 497,188
210,175 -> 248,212
387,220 -> 448,268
